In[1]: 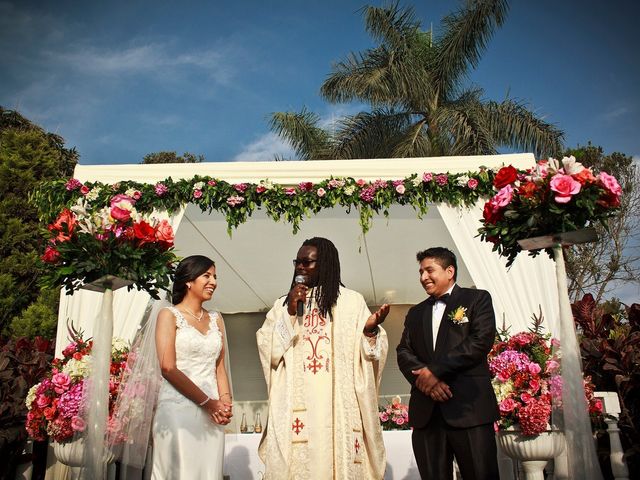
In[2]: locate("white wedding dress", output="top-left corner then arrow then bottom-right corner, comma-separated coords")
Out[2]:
151,307 -> 225,479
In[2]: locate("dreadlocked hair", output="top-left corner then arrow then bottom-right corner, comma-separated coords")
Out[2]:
287,237 -> 343,318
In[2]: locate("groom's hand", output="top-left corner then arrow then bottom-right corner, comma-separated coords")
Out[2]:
429,381 -> 452,402
411,367 -> 439,395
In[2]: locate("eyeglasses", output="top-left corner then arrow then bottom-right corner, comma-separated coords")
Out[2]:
293,259 -> 317,267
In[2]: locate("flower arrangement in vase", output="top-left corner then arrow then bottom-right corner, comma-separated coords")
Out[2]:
488,314 -> 603,436
25,325 -> 129,444
478,156 -> 622,266
39,187 -> 178,298
378,395 -> 410,430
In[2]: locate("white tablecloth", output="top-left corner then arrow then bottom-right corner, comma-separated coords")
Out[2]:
224,430 -> 419,479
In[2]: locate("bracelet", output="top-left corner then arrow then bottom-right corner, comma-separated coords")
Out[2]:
220,392 -> 232,400
363,325 -> 379,338
198,395 -> 210,406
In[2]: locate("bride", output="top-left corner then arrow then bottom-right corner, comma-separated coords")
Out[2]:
110,254 -> 232,479
151,254 -> 233,479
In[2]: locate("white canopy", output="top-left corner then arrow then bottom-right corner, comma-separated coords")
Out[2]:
56,154 -> 560,353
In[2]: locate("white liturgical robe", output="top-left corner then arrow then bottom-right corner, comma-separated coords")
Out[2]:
256,287 -> 388,479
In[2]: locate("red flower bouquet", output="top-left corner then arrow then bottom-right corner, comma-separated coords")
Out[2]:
40,191 -> 178,298
25,328 -> 129,443
478,156 -> 621,266
489,320 -> 602,436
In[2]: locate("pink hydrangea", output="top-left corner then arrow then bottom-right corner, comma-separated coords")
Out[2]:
359,186 -> 376,203
65,178 -> 83,191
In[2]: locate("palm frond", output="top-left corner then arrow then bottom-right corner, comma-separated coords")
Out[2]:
483,99 -> 564,158
433,0 -> 509,94
391,119 -> 433,158
331,109 -> 414,159
269,108 -> 333,160
437,89 -> 497,155
321,45 -> 434,109
362,2 -> 421,50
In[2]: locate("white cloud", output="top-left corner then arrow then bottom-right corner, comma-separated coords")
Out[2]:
231,132 -> 296,162
600,106 -> 630,122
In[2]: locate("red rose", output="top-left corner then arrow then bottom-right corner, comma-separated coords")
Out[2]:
493,166 -> 518,189
133,221 -> 156,245
482,201 -> 503,225
41,245 -> 61,263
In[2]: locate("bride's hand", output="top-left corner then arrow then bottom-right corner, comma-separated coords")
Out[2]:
204,399 -> 233,425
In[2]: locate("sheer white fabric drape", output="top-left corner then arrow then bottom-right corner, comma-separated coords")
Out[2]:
436,203 -> 560,335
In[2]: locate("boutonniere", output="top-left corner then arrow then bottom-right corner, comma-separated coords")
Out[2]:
449,306 -> 469,324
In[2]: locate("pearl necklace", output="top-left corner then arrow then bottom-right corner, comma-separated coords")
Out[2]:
183,307 -> 205,322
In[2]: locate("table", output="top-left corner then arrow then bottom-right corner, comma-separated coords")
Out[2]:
224,430 -> 419,479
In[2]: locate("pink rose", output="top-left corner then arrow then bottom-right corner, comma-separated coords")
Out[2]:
256,185 -> 267,193
379,412 -> 389,422
155,220 -> 174,247
110,194 -> 135,221
395,184 -> 406,194
52,372 -> 71,394
193,189 -> 203,199
549,174 -> 581,203
284,187 -> 297,196
597,171 -> 622,196
316,188 -> 326,197
356,179 -> 366,187
36,395 -> 50,408
467,178 -> 479,190
395,417 -> 405,425
528,363 -> 541,375
422,172 -> 433,182
207,180 -> 217,186
80,185 -> 90,195
71,416 -> 86,432
233,183 -> 248,193
492,185 -> 514,208
499,398 -> 517,413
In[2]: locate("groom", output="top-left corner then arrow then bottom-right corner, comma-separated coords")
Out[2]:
397,247 -> 500,479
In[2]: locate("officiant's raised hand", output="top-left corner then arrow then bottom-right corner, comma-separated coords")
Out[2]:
363,303 -> 390,336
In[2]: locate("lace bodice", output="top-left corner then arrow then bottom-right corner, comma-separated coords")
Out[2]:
157,307 -> 223,404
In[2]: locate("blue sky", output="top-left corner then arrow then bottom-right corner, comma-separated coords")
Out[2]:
1,0 -> 638,165
1,0 -> 639,303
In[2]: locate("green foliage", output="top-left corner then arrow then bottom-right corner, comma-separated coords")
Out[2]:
8,289 -> 59,339
572,295 -> 640,477
271,1 -> 563,160
141,151 -> 204,164
0,107 -> 78,335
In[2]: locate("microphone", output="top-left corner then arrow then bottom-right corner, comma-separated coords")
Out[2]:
294,275 -> 307,316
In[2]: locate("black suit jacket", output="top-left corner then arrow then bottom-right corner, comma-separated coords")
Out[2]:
397,284 -> 499,429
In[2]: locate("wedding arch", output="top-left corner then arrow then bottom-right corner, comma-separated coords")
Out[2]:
51,153 -> 559,353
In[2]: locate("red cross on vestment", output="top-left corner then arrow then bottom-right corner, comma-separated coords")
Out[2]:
354,438 -> 361,454
292,417 -> 305,435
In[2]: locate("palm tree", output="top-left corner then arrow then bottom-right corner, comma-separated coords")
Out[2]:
270,1 -> 563,160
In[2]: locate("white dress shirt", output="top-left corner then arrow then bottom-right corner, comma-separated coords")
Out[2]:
432,284 -> 455,349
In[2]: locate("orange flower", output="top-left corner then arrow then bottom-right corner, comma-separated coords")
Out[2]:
48,209 -> 76,242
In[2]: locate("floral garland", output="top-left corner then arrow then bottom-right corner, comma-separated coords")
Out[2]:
31,170 -> 497,236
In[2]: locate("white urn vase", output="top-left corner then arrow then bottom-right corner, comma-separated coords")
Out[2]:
497,429 -> 565,480
53,437 -> 115,467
